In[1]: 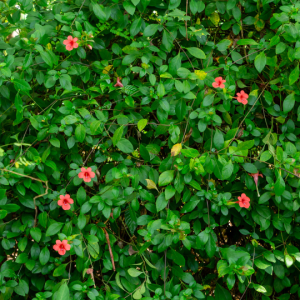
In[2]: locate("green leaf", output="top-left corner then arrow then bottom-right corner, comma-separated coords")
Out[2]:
254,52 -> 266,73
285,255 -> 294,268
75,124 -> 86,143
78,214 -> 86,230
39,246 -> 50,265
144,24 -> 159,37
77,186 -> 86,205
156,193 -> 168,212
40,51 -> 53,68
206,234 -> 216,258
214,129 -> 224,150
137,119 -> 147,131
187,47 -> 206,59
289,64 -> 299,86
242,163 -> 258,173
117,138 -> 134,153
274,175 -> 285,196
203,94 -> 214,107
236,140 -> 254,151
157,82 -> 165,98
92,3 -> 106,21
113,125 -> 124,146
175,99 -> 187,121
53,264 -> 68,277
55,283 -> 69,300
165,185 -> 175,200
140,144 -> 150,161
15,93 -> 23,112
158,170 -> 175,186
23,53 -> 33,69
16,253 -> 28,264
215,283 -> 233,300
14,79 -> 31,92
180,200 -> 200,213
46,222 -> 64,236
130,17 -> 142,36
50,138 -> 60,148
283,93 -> 295,114
260,150 -> 272,162
181,148 -> 200,158
237,39 -> 258,45
171,249 -> 185,266
30,227 -> 42,242
128,268 -> 143,277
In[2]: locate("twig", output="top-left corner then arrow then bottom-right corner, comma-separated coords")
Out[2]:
1,168 -> 49,227
71,0 -> 87,28
102,228 -> 116,271
185,0 -> 189,41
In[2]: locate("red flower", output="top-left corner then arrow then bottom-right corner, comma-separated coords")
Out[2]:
249,172 -> 263,187
78,167 -> 95,183
63,36 -> 79,51
234,90 -> 249,105
53,240 -> 70,255
57,194 -> 74,210
87,44 -> 92,50
114,77 -> 124,87
212,77 -> 226,89
236,193 -> 250,208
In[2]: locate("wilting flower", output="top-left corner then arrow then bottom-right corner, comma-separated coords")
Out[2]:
53,240 -> 70,255
249,172 -> 263,196
236,193 -> 250,208
58,194 -> 74,210
78,167 -> 95,183
212,77 -> 226,89
234,90 -> 249,105
87,44 -> 92,50
63,36 -> 79,51
114,77 -> 123,87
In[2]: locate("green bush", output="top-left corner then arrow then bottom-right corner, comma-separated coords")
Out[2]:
1,0 -> 300,299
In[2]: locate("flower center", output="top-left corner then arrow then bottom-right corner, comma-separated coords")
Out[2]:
63,199 -> 68,205
60,244 -> 64,249
84,172 -> 89,179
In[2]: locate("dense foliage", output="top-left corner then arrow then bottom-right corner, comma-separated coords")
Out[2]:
1,0 -> 300,299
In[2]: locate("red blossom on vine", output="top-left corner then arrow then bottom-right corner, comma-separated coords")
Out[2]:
63,36 -> 79,51
53,240 -> 70,255
212,77 -> 226,89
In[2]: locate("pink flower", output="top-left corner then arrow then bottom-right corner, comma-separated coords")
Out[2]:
234,90 -> 249,105
53,240 -> 70,255
236,193 -> 250,208
63,36 -> 79,51
57,194 -> 74,210
114,77 -> 123,87
212,77 -> 226,89
78,167 -> 95,183
249,172 -> 263,187
87,44 -> 92,50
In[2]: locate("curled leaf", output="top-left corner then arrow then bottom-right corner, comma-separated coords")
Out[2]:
171,143 -> 182,157
145,179 -> 158,191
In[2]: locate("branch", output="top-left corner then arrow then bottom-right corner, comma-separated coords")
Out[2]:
102,228 -> 116,271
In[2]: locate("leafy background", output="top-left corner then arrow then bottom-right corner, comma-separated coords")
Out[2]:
1,0 -> 300,299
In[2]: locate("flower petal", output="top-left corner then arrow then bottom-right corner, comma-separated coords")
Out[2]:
58,249 -> 66,255
62,203 -> 71,210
